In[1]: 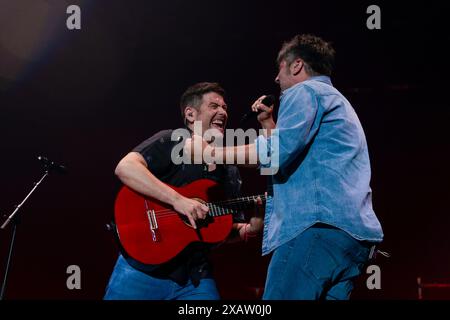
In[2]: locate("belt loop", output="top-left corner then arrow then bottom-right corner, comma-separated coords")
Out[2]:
368,245 -> 376,260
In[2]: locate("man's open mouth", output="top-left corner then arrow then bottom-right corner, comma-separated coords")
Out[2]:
211,119 -> 225,132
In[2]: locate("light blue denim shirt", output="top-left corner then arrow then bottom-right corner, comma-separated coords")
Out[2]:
256,76 -> 383,255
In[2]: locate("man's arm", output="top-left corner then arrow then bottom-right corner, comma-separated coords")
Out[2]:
115,152 -> 208,228
220,143 -> 259,168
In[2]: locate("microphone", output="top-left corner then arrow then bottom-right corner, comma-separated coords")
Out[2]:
240,95 -> 276,123
38,156 -> 67,174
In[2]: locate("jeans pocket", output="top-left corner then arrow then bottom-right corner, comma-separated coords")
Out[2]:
305,235 -> 338,281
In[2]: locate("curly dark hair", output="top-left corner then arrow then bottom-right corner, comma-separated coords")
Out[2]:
179,82 -> 225,119
277,34 -> 335,76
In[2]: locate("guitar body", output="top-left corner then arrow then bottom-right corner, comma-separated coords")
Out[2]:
114,179 -> 233,265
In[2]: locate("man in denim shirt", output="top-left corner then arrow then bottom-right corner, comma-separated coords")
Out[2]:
185,34 -> 383,299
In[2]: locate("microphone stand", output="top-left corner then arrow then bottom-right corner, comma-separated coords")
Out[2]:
0,168 -> 50,300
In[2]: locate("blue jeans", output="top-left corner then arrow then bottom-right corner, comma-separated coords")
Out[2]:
263,224 -> 373,300
104,255 -> 220,300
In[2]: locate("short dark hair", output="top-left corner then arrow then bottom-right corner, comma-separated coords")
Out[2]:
179,82 -> 226,119
277,34 -> 335,76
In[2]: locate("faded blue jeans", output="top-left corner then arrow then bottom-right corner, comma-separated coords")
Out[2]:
104,255 -> 220,300
263,224 -> 373,300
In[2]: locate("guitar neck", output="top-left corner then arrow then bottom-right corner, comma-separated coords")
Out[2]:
206,194 -> 266,217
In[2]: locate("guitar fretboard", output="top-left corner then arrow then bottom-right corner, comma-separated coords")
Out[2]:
206,195 -> 267,217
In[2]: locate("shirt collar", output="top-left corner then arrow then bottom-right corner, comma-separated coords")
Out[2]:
281,75 -> 333,96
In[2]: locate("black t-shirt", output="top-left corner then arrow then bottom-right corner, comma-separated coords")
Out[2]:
123,129 -> 244,286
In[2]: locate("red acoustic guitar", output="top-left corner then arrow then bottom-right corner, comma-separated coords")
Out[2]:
114,179 -> 265,265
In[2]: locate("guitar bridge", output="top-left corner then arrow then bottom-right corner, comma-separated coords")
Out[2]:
145,201 -> 160,242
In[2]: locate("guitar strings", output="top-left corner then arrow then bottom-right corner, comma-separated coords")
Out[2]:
154,199 -> 267,218
149,195 -> 267,218
155,195 -> 267,213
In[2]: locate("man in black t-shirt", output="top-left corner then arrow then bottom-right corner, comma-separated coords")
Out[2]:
104,82 -> 263,300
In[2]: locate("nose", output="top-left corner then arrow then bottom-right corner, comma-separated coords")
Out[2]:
275,75 -> 280,84
219,106 -> 227,116
216,107 -> 228,123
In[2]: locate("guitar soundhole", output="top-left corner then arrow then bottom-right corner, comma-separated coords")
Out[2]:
180,212 -> 214,228
180,197 -> 214,229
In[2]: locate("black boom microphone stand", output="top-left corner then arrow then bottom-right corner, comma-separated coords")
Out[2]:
0,156 -> 66,300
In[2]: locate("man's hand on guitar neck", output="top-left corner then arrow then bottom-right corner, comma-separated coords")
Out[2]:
172,194 -> 209,229
241,195 -> 264,241
247,195 -> 264,234
228,195 -> 265,244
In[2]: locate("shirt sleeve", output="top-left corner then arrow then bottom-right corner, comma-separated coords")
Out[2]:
256,84 -> 321,171
132,130 -> 174,177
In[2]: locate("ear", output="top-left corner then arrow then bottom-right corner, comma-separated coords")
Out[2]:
184,106 -> 197,124
291,59 -> 304,76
